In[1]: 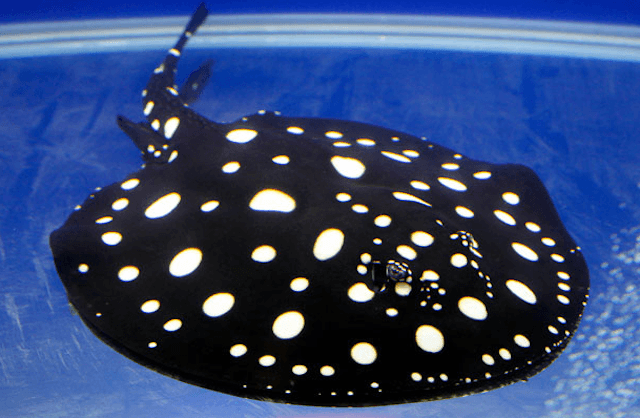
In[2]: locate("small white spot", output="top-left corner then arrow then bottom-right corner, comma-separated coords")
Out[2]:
325,131 -> 343,139
226,129 -> 258,143
287,126 -> 304,134
442,163 -> 459,170
331,156 -> 366,179
249,189 -> 296,212
118,266 -> 139,282
420,270 -> 439,281
200,200 -> 220,212
166,87 -> 178,96
395,282 -> 412,296
403,149 -> 419,158
360,253 -> 372,264
145,192 -> 181,219
506,279 -> 537,304
411,231 -> 434,247
148,342 -> 157,348
450,253 -> 468,268
272,155 -> 290,164
169,248 -> 202,277
440,374 -> 448,382
473,171 -> 492,179
313,228 -> 344,261
557,294 -> 570,305
351,342 -> 377,365
222,161 -> 241,173
333,141 -> 351,148
230,344 -> 247,357
202,293 -> 235,317
121,178 -> 140,190
455,206 -> 474,218
111,198 -> 129,211
482,354 -> 495,366
393,192 -> 431,207
458,297 -> 488,320
101,232 -> 122,246
374,214 -> 392,227
502,192 -> 520,205
259,355 -> 276,367
381,151 -> 411,163
541,237 -> 556,246
272,311 -> 305,339
336,192 -> 352,202
163,319 -> 182,332
252,245 -> 276,262
356,138 -> 375,146
141,300 -> 160,313
348,283 -> 375,302
557,271 -> 570,280
95,216 -> 113,224
494,210 -> 516,226
77,264 -> 89,273
410,180 -> 430,190
438,177 -> 467,191
292,365 -> 307,375
548,325 -> 559,334
151,119 -> 160,130
525,222 -> 541,232
143,101 -> 154,116
352,204 -> 369,213
499,348 -> 512,360
512,242 -> 539,261
164,117 -> 180,139
514,334 -> 530,348
411,372 -> 422,382
169,48 -> 180,56
168,150 -> 178,163
320,365 -> 335,376
551,253 -> 565,263
415,325 -> 444,353
397,245 -> 417,260
386,308 -> 398,317
290,277 -> 309,292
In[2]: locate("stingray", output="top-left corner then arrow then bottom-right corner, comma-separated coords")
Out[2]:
50,3 -> 590,407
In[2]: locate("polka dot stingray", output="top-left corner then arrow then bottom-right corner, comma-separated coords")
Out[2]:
49,3 -> 590,407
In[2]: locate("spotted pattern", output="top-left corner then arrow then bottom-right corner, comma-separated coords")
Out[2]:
49,2 -> 589,409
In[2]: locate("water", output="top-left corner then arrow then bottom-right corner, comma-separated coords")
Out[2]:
1,10 -> 639,418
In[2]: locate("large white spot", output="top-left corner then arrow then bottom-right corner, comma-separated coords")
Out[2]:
351,342 -> 377,365
252,245 -> 276,262
101,231 -> 122,246
169,248 -> 202,277
393,192 -> 431,207
226,128 -> 258,143
348,283 -> 375,302
395,282 -> 412,296
438,177 -> 467,191
118,266 -> 139,282
458,296 -> 488,320
512,242 -> 539,261
249,189 -> 296,212
330,156 -> 366,179
313,228 -> 344,261
506,279 -> 537,304
164,117 -> 180,139
203,293 -> 235,317
145,192 -> 181,219
415,325 -> 444,353
411,231 -> 434,247
272,311 -> 305,339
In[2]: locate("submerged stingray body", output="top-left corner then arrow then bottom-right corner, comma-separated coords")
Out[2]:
50,3 -> 589,407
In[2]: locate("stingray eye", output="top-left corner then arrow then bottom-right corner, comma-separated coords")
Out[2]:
386,260 -> 411,282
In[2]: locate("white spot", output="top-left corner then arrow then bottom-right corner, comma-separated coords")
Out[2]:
95,216 -> 113,224
292,365 -> 307,375
512,242 -> 539,261
336,192 -> 352,202
458,297 -> 488,320
101,232 -> 122,246
551,253 -> 565,263
356,138 -> 375,146
202,293 -> 235,317
272,155 -> 290,164
259,355 -> 276,367
525,222 -> 541,232
450,253 -> 468,268
502,192 -> 520,205
557,294 -> 570,305
442,163 -> 459,170
494,210 -> 516,226
482,354 -> 495,366
164,117 -> 180,139
455,206 -> 474,218
438,177 -> 467,191
557,271 -> 570,280
169,248 -> 202,277
200,200 -> 220,212
411,231 -> 434,247
148,342 -> 157,348
393,192 -> 431,207
166,87 -> 178,96
397,245 -> 417,260
360,253 -> 372,264
111,198 -> 129,211
386,308 -> 398,317
541,237 -> 556,246
333,141 -> 351,148
168,150 -> 178,163
287,126 -> 304,134
325,131 -> 343,139
121,178 -> 140,190
320,365 -> 335,376
249,189 -> 296,212
420,270 -> 439,281
410,180 -> 430,190
506,279 -> 537,304
348,283 -> 375,302
118,266 -> 139,282
226,129 -> 258,143
163,319 -> 182,332
272,311 -> 305,339
381,151 -> 411,163
395,282 -> 412,296
514,334 -> 530,348
222,161 -> 241,173
313,228 -> 344,261
151,119 -> 160,130
252,245 -> 276,262
290,277 -> 309,292
331,156 -> 366,179
415,325 -> 444,353
548,325 -> 559,334
411,372 -> 422,382
473,171 -> 492,179
351,342 -> 377,365
141,300 -> 160,313
499,348 -> 512,360
352,204 -> 368,213
373,215 -> 392,227
145,192 -> 181,219
169,48 -> 180,56
143,101 -> 154,116
230,344 -> 247,357
403,149 -> 419,158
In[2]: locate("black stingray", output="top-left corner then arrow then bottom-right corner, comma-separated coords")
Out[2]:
50,3 -> 590,407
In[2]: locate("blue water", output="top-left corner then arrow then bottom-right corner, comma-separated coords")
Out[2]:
1,7 -> 639,418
